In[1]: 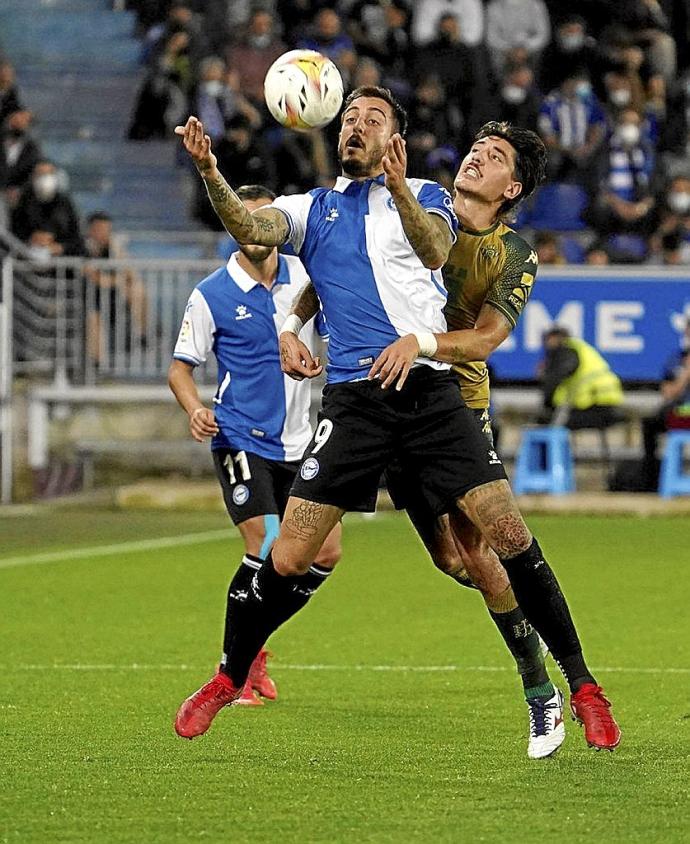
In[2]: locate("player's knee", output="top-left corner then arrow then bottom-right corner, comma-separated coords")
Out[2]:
272,555 -> 311,577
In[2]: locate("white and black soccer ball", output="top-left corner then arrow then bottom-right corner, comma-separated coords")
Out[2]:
263,49 -> 344,132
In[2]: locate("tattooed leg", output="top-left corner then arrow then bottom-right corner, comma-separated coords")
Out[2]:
457,479 -> 532,559
274,496 -> 345,575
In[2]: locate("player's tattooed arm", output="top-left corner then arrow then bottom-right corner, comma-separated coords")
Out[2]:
434,304 -> 513,364
290,280 -> 321,324
174,116 -> 288,246
395,197 -> 453,270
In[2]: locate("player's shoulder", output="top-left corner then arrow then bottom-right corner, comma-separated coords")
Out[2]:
405,176 -> 449,196
498,225 -> 538,266
196,264 -> 230,297
282,252 -> 309,281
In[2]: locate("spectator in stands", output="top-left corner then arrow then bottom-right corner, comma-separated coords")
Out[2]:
534,231 -> 567,265
597,25 -> 666,116
485,0 -> 551,76
601,0 -> 677,86
412,13 -> 491,150
0,109 -> 41,211
141,0 -> 208,67
82,212 -> 148,370
11,160 -> 84,257
537,326 -> 624,429
648,175 -> 690,263
411,0 -> 484,48
193,114 -> 275,229
0,59 -> 21,126
584,242 -> 612,265
406,74 -> 459,178
586,108 -> 657,257
539,15 -> 603,94
641,327 -> 690,490
496,64 -> 540,133
347,0 -> 412,89
538,71 -> 607,188
226,10 -> 287,106
128,27 -> 193,139
297,8 -> 357,88
189,58 -> 261,143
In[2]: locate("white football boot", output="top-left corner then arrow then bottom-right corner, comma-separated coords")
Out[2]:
527,687 -> 566,759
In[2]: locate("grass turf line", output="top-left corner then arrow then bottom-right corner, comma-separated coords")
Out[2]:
1,509 -> 689,843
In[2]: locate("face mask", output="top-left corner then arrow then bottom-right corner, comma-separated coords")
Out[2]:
559,33 -> 584,52
574,81 -> 591,98
249,33 -> 271,48
33,173 -> 58,201
609,89 -> 631,107
502,85 -> 527,104
202,80 -> 224,98
617,123 -> 640,147
667,191 -> 690,214
28,245 -> 53,265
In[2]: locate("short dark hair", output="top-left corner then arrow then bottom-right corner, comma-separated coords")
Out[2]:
474,121 -> 547,218
342,85 -> 408,137
235,184 -> 276,202
87,212 -> 112,225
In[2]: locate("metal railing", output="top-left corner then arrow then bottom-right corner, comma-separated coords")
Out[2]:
7,256 -> 219,386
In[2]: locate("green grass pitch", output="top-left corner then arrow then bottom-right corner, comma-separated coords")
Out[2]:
1,506 -> 689,843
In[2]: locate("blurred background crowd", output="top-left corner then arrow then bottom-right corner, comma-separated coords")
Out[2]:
1,0 -> 690,267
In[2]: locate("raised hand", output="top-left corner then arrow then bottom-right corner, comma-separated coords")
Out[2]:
174,116 -> 217,177
382,133 -> 407,195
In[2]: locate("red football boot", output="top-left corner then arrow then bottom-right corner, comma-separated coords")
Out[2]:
175,671 -> 241,739
248,649 -> 277,700
233,679 -> 264,707
570,683 -> 621,751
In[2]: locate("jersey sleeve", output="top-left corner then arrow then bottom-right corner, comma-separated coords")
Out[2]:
270,193 -> 314,254
416,181 -> 459,241
485,232 -> 539,328
173,287 -> 216,366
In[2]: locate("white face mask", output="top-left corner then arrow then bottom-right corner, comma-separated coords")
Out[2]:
609,89 -> 631,107
617,123 -> 640,147
202,80 -> 224,98
502,85 -> 527,104
33,173 -> 58,201
28,245 -> 53,265
667,191 -> 690,214
574,81 -> 591,98
559,33 -> 585,52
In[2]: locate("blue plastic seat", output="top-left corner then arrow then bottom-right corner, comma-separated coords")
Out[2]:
513,426 -> 575,496
528,183 -> 588,232
659,431 -> 690,498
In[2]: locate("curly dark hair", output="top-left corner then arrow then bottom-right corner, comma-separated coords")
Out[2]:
342,85 -> 408,137
474,121 -> 547,218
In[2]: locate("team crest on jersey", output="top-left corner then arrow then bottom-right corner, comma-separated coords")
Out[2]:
232,484 -> 250,505
300,457 -> 320,480
480,245 -> 499,260
386,196 -> 397,211
235,304 -> 252,320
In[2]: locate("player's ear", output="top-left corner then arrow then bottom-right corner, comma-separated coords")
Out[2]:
504,180 -> 522,201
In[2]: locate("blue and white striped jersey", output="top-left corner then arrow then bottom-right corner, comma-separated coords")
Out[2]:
173,252 -> 325,462
272,174 -> 458,383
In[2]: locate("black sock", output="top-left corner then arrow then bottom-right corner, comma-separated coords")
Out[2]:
501,538 -> 596,693
488,608 -> 552,696
220,553 -> 263,670
221,552 -> 331,687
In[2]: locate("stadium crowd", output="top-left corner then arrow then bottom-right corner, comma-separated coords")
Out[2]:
118,0 -> 690,265
1,1 -> 688,266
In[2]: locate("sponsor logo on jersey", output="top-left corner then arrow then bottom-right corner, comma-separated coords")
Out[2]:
300,457 -> 320,480
251,428 -> 265,438
179,318 -> 191,340
232,484 -> 250,505
235,304 -> 252,320
325,207 -> 339,222
358,356 -> 374,366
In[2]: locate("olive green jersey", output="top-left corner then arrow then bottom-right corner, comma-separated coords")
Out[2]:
442,220 -> 538,409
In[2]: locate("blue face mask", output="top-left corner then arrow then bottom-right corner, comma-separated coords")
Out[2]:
575,81 -> 592,98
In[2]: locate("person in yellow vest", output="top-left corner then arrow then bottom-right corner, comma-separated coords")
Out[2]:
539,326 -> 624,428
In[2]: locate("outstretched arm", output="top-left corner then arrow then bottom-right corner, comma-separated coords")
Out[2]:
279,280 -> 324,381
382,134 -> 453,270
174,116 -> 289,246
368,304 -> 513,390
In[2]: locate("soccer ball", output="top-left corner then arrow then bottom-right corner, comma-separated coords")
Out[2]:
263,49 -> 344,132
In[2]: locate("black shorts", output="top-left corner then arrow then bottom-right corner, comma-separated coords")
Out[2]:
386,407 -> 500,524
213,448 -> 299,525
289,368 -> 507,515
